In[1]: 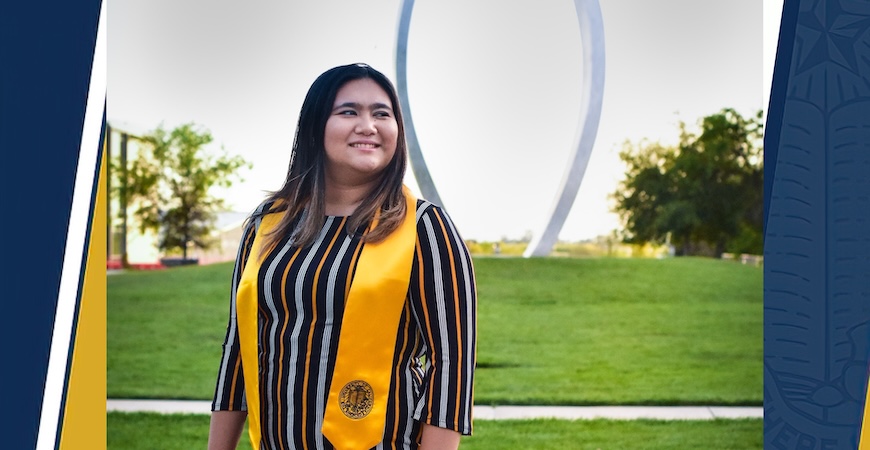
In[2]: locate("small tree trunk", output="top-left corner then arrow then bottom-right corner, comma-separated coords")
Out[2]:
182,211 -> 190,260
715,239 -> 726,258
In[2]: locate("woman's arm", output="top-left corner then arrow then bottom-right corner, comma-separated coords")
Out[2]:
212,218 -> 258,410
207,410 -> 247,450
209,211 -> 264,449
410,204 -> 477,437
420,423 -> 461,450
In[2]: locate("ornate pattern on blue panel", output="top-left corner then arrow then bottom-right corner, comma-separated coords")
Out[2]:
765,0 -> 870,447
795,0 -> 870,75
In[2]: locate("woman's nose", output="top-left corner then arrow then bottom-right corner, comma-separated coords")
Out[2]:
355,116 -> 377,134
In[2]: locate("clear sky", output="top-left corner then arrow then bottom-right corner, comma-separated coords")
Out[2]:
108,0 -> 766,242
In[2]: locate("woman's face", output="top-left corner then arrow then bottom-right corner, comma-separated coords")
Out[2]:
323,78 -> 398,185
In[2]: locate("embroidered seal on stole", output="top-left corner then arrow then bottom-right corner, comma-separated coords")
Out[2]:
338,380 -> 375,419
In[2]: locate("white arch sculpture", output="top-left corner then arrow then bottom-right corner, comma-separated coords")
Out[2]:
395,0 -> 605,257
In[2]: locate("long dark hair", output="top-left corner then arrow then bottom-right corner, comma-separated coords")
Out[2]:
259,63 -> 409,252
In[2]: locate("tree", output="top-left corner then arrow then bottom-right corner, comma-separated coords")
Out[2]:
611,108 -> 763,256
122,123 -> 251,260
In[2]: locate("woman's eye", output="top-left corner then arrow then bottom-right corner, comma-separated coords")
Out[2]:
338,110 -> 356,116
374,111 -> 391,118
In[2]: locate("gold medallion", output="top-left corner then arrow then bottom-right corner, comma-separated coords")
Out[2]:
338,380 -> 375,419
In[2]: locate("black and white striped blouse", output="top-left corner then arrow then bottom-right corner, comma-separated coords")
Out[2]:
212,199 -> 477,450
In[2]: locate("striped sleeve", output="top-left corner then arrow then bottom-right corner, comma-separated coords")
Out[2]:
211,203 -> 268,411
410,204 -> 477,435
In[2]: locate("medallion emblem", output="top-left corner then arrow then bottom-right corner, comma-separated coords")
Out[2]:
338,380 -> 374,419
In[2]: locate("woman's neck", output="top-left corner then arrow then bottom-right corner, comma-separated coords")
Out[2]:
324,180 -> 376,216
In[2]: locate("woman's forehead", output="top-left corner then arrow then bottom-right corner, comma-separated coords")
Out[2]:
334,78 -> 392,104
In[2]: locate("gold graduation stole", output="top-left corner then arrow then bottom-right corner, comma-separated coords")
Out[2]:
322,187 -> 417,450
235,205 -> 282,449
235,187 -> 417,450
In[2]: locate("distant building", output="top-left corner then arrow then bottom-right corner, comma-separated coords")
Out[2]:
188,211 -> 249,265
106,121 -> 157,267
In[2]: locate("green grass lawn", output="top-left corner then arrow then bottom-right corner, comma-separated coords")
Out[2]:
107,256 -> 762,405
108,412 -> 762,450
474,257 -> 761,405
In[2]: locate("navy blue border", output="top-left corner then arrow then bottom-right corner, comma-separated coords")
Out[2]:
764,0 -> 870,447
0,1 -> 101,447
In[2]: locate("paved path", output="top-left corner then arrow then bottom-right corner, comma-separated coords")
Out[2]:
107,399 -> 762,421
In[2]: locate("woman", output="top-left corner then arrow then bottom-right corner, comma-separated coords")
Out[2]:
208,63 -> 477,450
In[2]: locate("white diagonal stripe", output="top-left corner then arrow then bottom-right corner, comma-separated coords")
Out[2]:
36,2 -> 106,449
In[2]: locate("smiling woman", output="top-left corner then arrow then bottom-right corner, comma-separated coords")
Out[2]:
207,63 -> 477,450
